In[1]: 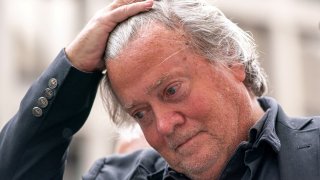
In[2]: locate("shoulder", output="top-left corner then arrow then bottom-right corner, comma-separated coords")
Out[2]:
82,148 -> 166,180
276,105 -> 320,131
276,113 -> 320,179
278,116 -> 320,131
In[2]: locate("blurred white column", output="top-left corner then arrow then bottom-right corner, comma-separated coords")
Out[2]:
269,2 -> 305,116
35,0 -> 81,62
74,0 -> 119,174
0,0 -> 18,128
85,0 -> 113,20
78,91 -> 118,173
0,0 -> 7,125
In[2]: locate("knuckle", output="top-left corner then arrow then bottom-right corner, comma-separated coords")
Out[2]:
122,5 -> 130,15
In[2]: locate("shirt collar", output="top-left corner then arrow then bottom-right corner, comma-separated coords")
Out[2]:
249,97 -> 281,152
149,97 -> 282,179
147,164 -> 190,180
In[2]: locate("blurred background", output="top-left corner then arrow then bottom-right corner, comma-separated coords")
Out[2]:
0,0 -> 319,179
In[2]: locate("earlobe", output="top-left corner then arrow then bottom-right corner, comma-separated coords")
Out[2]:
229,63 -> 246,82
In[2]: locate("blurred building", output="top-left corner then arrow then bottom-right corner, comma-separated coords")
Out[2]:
0,0 -> 319,179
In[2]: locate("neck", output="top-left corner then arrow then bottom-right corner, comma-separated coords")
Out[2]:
251,96 -> 265,125
186,96 -> 265,180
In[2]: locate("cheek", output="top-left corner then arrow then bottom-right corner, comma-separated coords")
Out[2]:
182,92 -> 216,121
183,88 -> 235,129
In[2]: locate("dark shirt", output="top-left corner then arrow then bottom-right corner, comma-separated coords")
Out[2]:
83,97 -> 281,180
1,50 -> 319,180
219,97 -> 280,179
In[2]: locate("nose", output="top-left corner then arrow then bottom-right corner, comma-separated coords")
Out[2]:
153,103 -> 185,136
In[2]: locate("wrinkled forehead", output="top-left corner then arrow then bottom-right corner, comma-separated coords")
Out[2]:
106,23 -> 189,71
105,24 -> 193,97
107,20 -> 188,57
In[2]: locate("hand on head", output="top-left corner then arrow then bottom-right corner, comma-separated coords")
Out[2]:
65,0 -> 153,72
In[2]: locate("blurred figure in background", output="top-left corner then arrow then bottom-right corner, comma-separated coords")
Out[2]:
115,125 -> 150,154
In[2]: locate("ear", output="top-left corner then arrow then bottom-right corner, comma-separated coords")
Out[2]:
228,63 -> 246,82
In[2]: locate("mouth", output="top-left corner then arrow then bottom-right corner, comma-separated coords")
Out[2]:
171,131 -> 202,151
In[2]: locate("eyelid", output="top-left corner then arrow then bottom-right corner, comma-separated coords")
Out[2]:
131,105 -> 150,121
132,109 -> 153,126
133,111 -> 144,120
167,83 -> 180,94
163,82 -> 182,99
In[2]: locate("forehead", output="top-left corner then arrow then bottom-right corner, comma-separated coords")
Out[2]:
107,25 -> 190,83
105,23 -> 216,107
111,23 -> 187,59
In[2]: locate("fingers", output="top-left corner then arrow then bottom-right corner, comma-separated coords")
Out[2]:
108,0 -> 153,24
65,0 -> 154,72
110,0 -> 145,10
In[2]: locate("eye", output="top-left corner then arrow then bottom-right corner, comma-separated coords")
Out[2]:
162,82 -> 187,102
164,83 -> 181,97
133,111 -> 145,120
166,86 -> 177,96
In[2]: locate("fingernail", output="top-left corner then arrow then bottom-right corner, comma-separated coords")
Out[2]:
145,0 -> 153,10
145,6 -> 152,11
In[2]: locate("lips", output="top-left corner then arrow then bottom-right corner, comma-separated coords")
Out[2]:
169,131 -> 201,151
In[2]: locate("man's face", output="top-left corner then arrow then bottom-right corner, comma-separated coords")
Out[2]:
107,24 -> 254,178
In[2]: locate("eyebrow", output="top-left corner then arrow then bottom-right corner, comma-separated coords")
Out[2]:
123,48 -> 187,111
146,74 -> 170,95
143,46 -> 188,94
123,103 -> 134,110
123,74 -> 171,111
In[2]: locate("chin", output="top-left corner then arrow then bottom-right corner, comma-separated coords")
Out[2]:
174,150 -> 218,179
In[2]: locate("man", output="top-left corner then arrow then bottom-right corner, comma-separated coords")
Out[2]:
0,0 -> 319,179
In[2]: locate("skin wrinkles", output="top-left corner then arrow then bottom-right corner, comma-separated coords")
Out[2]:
124,72 -> 187,112
107,23 -> 264,180
146,73 -> 170,96
156,47 -> 188,66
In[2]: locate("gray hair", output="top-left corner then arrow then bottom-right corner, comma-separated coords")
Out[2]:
101,0 -> 268,126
